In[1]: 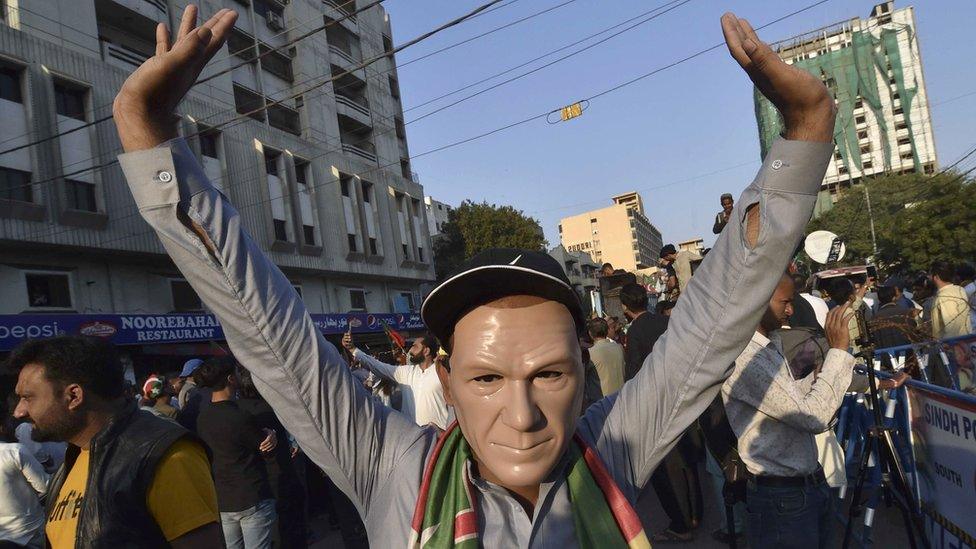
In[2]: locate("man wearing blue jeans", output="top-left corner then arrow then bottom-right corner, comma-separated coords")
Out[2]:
723,274 -> 854,548
196,357 -> 279,548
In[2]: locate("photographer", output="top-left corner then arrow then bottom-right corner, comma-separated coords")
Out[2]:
723,273 -> 854,549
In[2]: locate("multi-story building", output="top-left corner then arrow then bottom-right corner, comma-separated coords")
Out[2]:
424,195 -> 451,239
755,1 -> 937,211
558,192 -> 663,273
678,238 -> 704,255
547,244 -> 599,315
0,0 -> 434,364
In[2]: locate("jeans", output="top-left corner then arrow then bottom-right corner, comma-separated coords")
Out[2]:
220,498 -> 277,549
705,452 -> 745,534
745,477 -> 831,549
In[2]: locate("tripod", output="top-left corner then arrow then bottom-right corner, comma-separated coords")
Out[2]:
841,310 -> 927,549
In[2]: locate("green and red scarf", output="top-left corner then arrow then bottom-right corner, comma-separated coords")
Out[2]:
409,422 -> 651,548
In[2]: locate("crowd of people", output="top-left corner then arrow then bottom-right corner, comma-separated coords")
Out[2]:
3,6 -> 976,549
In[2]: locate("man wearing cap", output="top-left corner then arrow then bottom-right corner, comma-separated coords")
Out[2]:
713,193 -> 735,234
659,244 -> 702,298
341,332 -> 451,430
112,6 -> 835,547
177,358 -> 203,409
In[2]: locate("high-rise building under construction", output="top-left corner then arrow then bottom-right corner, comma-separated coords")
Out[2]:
754,1 -> 937,211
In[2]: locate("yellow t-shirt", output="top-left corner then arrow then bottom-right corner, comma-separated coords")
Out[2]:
46,439 -> 218,548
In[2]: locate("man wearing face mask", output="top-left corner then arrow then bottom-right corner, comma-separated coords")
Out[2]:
342,333 -> 450,431
113,6 -> 835,547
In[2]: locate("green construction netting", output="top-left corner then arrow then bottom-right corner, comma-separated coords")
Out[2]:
755,24 -> 920,175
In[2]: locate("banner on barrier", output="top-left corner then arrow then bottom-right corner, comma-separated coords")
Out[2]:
0,313 -> 425,352
907,385 -> 976,548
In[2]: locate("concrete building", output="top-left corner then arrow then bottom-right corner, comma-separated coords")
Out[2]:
678,238 -> 704,255
755,1 -> 937,211
548,244 -> 598,315
424,195 -> 451,239
558,191 -> 662,273
0,0 -> 434,356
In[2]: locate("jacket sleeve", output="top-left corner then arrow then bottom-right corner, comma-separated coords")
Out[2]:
118,139 -> 429,518
578,137 -> 834,496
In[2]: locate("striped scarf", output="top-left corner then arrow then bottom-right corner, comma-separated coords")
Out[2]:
409,422 -> 650,548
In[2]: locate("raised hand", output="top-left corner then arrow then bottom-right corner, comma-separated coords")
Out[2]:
113,5 -> 238,152
721,13 -> 835,143
825,302 -> 852,351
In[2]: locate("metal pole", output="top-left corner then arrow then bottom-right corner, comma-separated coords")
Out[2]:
863,185 -> 879,259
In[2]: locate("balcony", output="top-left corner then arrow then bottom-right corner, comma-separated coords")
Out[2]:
101,0 -> 167,22
324,1 -> 358,32
329,44 -> 359,66
100,40 -> 149,70
335,93 -> 370,125
342,142 -> 376,163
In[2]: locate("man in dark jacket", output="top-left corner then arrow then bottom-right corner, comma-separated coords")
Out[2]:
9,336 -> 220,548
620,283 -> 668,381
712,193 -> 735,234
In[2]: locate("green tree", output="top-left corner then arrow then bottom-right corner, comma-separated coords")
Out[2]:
433,200 -> 547,280
806,171 -> 976,273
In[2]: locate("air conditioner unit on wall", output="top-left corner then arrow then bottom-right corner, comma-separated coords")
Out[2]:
267,12 -> 284,31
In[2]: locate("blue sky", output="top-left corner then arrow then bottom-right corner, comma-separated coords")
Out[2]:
382,1 -> 976,248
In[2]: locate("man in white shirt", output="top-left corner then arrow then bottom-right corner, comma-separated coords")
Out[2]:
342,333 -> 451,430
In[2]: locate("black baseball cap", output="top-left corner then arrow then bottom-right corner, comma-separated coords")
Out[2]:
421,248 -> 585,348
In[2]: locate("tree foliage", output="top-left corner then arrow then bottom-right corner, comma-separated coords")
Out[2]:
806,171 -> 976,273
433,200 -> 547,280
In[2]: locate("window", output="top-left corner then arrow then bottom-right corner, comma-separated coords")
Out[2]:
417,247 -> 424,262
857,130 -> 868,140
854,98 -> 863,109
893,106 -> 903,115
268,103 -> 300,135
402,243 -> 408,257
292,285 -> 303,298
349,288 -> 367,311
25,272 -> 73,309
395,116 -> 406,138
54,82 -> 86,121
264,150 -> 279,175
273,219 -> 288,241
388,76 -> 400,99
228,28 -> 257,60
361,181 -> 372,203
253,0 -> 284,19
0,166 -> 32,202
65,179 -> 96,212
860,144 -> 871,154
170,279 -> 203,311
900,151 -> 914,160
199,130 -> 219,159
924,164 -> 935,174
838,166 -> 848,174
897,136 -> 911,146
233,84 -> 265,121
369,237 -> 378,255
347,233 -> 357,252
382,35 -> 393,53
0,66 -> 22,103
303,224 -> 316,244
863,160 -> 873,170
854,115 -> 865,125
259,43 -> 294,82
896,121 -> 908,131
833,151 -> 843,161
340,178 -> 351,197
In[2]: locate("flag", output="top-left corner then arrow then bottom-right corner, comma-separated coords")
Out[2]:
382,322 -> 406,351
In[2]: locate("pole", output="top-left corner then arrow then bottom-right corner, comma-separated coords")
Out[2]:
863,185 -> 879,259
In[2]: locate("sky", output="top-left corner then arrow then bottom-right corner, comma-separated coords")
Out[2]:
381,0 -> 976,249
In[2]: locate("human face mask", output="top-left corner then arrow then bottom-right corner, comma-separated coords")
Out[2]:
439,296 -> 583,494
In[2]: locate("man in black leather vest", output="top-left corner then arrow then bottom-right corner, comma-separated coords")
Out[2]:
9,336 -> 221,548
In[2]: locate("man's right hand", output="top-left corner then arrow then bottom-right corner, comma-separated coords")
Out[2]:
113,5 -> 237,152
825,302 -> 852,351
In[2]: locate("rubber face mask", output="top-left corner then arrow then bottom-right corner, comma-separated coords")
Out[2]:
442,296 -> 583,492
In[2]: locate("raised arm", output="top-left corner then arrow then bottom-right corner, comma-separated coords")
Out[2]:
113,6 -> 428,516
578,13 -> 836,494
342,333 -> 402,382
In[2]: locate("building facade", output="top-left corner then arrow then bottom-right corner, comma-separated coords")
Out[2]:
558,191 -> 663,273
677,238 -> 704,255
755,1 -> 937,211
0,0 -> 434,332
547,244 -> 598,316
424,195 -> 451,240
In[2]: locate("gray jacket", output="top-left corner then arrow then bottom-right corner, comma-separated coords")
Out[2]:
119,137 -> 831,547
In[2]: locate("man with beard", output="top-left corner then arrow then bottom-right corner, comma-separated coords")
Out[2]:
342,333 -> 450,430
9,336 -> 220,548
112,6 -> 835,546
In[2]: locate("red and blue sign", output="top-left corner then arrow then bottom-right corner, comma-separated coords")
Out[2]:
0,312 -> 425,351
